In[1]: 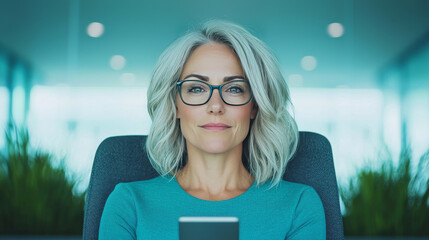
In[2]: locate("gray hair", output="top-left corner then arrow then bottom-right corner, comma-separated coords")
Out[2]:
146,20 -> 299,187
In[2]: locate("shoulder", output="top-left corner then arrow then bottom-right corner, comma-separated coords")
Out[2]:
255,180 -> 324,213
275,180 -> 314,192
260,180 -> 320,199
109,175 -> 176,200
103,175 -> 173,209
263,181 -> 326,239
279,180 -> 323,207
275,181 -> 325,239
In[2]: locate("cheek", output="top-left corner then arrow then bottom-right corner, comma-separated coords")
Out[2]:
233,106 -> 254,134
176,101 -> 201,137
177,102 -> 198,121
237,104 -> 255,121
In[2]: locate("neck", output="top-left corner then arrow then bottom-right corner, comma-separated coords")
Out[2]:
176,143 -> 254,200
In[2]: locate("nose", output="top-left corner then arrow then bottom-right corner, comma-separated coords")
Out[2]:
206,89 -> 225,114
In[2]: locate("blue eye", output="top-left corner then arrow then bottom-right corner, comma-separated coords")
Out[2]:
187,84 -> 207,94
225,85 -> 244,94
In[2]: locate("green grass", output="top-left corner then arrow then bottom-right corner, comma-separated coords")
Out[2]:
340,149 -> 429,236
0,125 -> 86,235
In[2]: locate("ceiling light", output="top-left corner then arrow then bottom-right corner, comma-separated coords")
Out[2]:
327,23 -> 344,38
110,55 -> 126,70
301,56 -> 317,71
87,22 -> 104,38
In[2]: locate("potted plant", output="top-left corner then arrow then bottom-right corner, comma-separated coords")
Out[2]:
0,124 -> 86,236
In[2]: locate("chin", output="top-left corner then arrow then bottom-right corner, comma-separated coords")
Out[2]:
198,138 -> 241,154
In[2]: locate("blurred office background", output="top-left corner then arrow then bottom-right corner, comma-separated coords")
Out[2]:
1,0 -> 429,237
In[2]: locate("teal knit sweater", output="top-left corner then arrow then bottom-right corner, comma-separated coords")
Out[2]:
99,176 -> 326,239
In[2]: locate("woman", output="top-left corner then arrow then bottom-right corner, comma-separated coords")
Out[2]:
99,20 -> 326,239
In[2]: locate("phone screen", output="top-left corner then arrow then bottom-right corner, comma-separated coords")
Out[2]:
179,216 -> 239,240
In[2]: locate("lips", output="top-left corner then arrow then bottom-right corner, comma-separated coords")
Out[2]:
200,123 -> 232,131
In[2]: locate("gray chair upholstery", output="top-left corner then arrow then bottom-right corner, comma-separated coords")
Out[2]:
83,131 -> 344,239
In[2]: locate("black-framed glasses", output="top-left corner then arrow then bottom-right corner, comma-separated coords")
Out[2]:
176,79 -> 253,106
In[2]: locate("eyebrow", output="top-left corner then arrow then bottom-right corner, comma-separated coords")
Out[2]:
182,74 -> 247,82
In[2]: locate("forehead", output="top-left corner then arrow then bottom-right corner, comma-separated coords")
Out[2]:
180,43 -> 245,80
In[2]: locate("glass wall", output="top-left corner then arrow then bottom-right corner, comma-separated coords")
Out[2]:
27,86 -> 151,191
292,87 -> 384,184
0,53 -> 9,150
404,42 -> 429,161
381,34 -> 429,167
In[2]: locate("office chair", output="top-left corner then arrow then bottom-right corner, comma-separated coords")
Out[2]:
83,131 -> 344,239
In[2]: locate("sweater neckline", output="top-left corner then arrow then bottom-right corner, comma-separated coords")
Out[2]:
169,175 -> 256,203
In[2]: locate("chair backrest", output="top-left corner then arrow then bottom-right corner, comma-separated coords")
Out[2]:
83,131 -> 344,239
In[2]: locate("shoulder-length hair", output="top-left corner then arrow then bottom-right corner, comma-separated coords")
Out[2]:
146,20 -> 299,187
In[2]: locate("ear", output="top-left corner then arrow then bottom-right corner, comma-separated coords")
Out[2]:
250,103 -> 258,120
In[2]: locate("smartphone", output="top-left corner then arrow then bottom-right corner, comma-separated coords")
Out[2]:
179,216 -> 239,240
